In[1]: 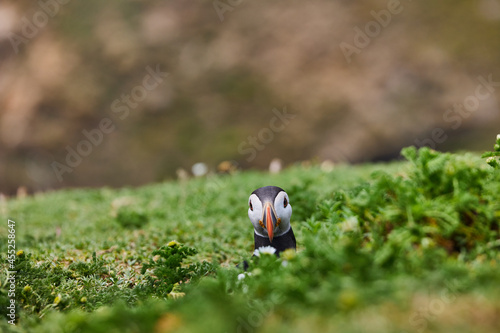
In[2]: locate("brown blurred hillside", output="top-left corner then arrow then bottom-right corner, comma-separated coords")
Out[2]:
1,0 -> 499,195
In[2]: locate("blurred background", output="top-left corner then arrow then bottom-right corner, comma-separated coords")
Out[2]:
0,0 -> 499,195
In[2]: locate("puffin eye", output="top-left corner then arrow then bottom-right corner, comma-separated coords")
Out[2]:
284,197 -> 288,208
249,201 -> 253,211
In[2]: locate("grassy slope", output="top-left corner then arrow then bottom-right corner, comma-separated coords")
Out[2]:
1,148 -> 500,333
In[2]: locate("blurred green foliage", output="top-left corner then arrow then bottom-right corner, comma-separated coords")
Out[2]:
139,242 -> 214,298
116,208 -> 150,229
1,145 -> 500,332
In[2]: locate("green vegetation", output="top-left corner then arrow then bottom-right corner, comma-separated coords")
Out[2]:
482,134 -> 500,169
1,146 -> 500,332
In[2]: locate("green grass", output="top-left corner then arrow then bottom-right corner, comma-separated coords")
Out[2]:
1,146 -> 500,333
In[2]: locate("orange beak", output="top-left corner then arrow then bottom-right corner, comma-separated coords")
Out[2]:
262,202 -> 277,242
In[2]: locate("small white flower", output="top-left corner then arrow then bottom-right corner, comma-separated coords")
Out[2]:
191,162 -> 208,177
487,157 -> 495,163
340,216 -> 359,232
238,272 -> 252,281
281,260 -> 289,267
496,134 -> 500,141
253,246 -> 277,257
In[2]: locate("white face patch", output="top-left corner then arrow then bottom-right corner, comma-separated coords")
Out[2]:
248,194 -> 265,236
273,191 -> 292,235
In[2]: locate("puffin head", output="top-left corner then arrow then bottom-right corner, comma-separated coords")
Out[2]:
248,186 -> 292,242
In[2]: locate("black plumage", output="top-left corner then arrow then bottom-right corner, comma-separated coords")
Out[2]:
251,186 -> 285,202
254,228 -> 296,256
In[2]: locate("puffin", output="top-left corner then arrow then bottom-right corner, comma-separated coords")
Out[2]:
248,186 -> 296,256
